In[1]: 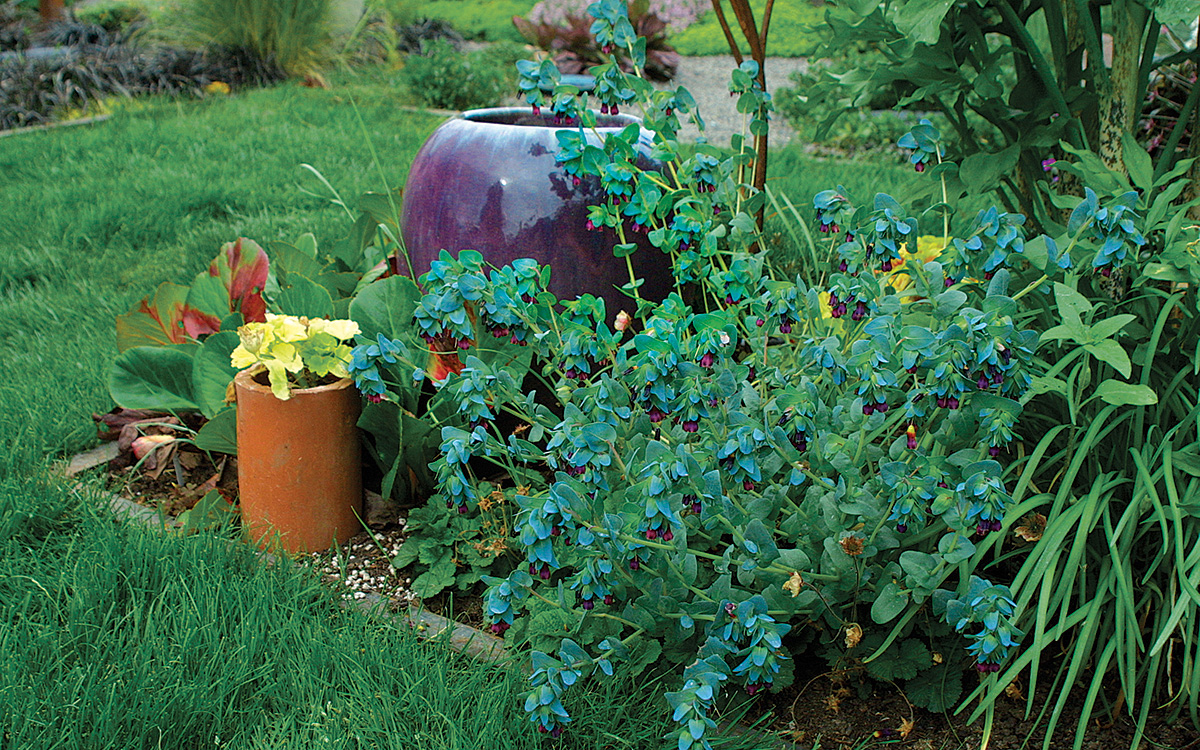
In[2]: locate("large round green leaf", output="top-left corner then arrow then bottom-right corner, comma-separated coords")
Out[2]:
109,345 -> 199,412
350,274 -> 421,341
276,273 -> 334,319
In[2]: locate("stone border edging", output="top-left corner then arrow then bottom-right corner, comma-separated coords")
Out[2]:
0,114 -> 113,139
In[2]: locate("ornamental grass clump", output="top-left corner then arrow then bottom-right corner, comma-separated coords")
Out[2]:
170,0 -> 336,76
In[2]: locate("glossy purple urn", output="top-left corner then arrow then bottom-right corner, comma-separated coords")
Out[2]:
401,107 -> 670,304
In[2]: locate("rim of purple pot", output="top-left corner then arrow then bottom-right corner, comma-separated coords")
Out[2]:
459,106 -> 643,131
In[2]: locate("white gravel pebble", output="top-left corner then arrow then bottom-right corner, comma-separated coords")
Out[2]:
657,55 -> 809,148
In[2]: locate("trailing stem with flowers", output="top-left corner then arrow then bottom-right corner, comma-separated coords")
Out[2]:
342,3 -> 1179,746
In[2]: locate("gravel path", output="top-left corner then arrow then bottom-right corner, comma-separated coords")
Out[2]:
487,51 -> 810,148
663,55 -> 808,148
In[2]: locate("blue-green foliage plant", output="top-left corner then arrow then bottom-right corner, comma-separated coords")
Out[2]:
347,3 -> 1198,746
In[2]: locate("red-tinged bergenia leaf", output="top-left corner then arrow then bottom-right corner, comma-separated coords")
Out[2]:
182,306 -> 223,339
427,351 -> 465,382
209,237 -> 269,322
115,282 -> 193,352
115,282 -> 223,352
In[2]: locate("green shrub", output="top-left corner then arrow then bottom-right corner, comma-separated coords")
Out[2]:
170,0 -> 335,76
669,0 -> 825,57
408,0 -> 535,42
776,76 -> 948,156
400,38 -> 518,110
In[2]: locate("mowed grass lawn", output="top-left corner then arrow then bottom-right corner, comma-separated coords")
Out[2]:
0,70 -> 916,748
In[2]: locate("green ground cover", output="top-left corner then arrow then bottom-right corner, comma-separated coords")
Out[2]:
0,72 -> 914,748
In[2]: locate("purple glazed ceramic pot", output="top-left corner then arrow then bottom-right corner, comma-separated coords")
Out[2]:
401,107 -> 670,305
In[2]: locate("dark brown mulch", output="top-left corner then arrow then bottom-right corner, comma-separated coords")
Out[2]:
752,659 -> 1200,750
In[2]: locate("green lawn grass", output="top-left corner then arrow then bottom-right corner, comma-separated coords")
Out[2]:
0,473 -> 772,749
404,0 -> 535,42
669,0 -> 827,57
400,0 -> 825,56
0,70 -> 919,748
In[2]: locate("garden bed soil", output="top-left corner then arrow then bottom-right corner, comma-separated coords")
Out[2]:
755,660 -> 1200,750
81,443 -> 1200,750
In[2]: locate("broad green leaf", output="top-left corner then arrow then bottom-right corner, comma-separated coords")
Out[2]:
392,537 -> 421,569
894,0 -> 955,45
743,519 -> 780,564
1137,265 -> 1185,285
186,273 -> 232,322
1095,380 -> 1158,406
905,662 -> 963,712
871,582 -> 910,623
1153,0 -> 1200,27
275,273 -> 335,319
1087,314 -> 1136,342
269,241 -> 325,279
192,331 -> 240,418
193,408 -> 237,454
777,548 -> 811,570
961,145 -> 1019,194
1173,448 -> 1200,478
1040,323 -> 1086,343
350,275 -> 422,342
933,289 -> 967,317
293,232 -> 318,258
1024,376 -> 1069,399
1053,282 -> 1092,330
865,638 -> 929,681
109,345 -> 199,412
844,0 -> 882,14
938,533 -> 975,564
1022,235 -> 1050,271
411,550 -> 456,598
1121,132 -> 1154,193
899,550 -> 940,588
1085,339 -> 1132,378
355,190 -> 404,232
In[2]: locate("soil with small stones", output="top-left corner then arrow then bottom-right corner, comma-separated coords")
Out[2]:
106,450 -> 1198,750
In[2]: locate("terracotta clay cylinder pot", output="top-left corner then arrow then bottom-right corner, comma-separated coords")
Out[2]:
402,106 -> 671,304
233,369 -> 363,554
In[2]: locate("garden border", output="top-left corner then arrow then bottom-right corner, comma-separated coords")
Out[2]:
60,444 -> 800,749
0,114 -> 112,139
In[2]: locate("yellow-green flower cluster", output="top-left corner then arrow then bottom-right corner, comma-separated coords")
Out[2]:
231,314 -> 360,400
